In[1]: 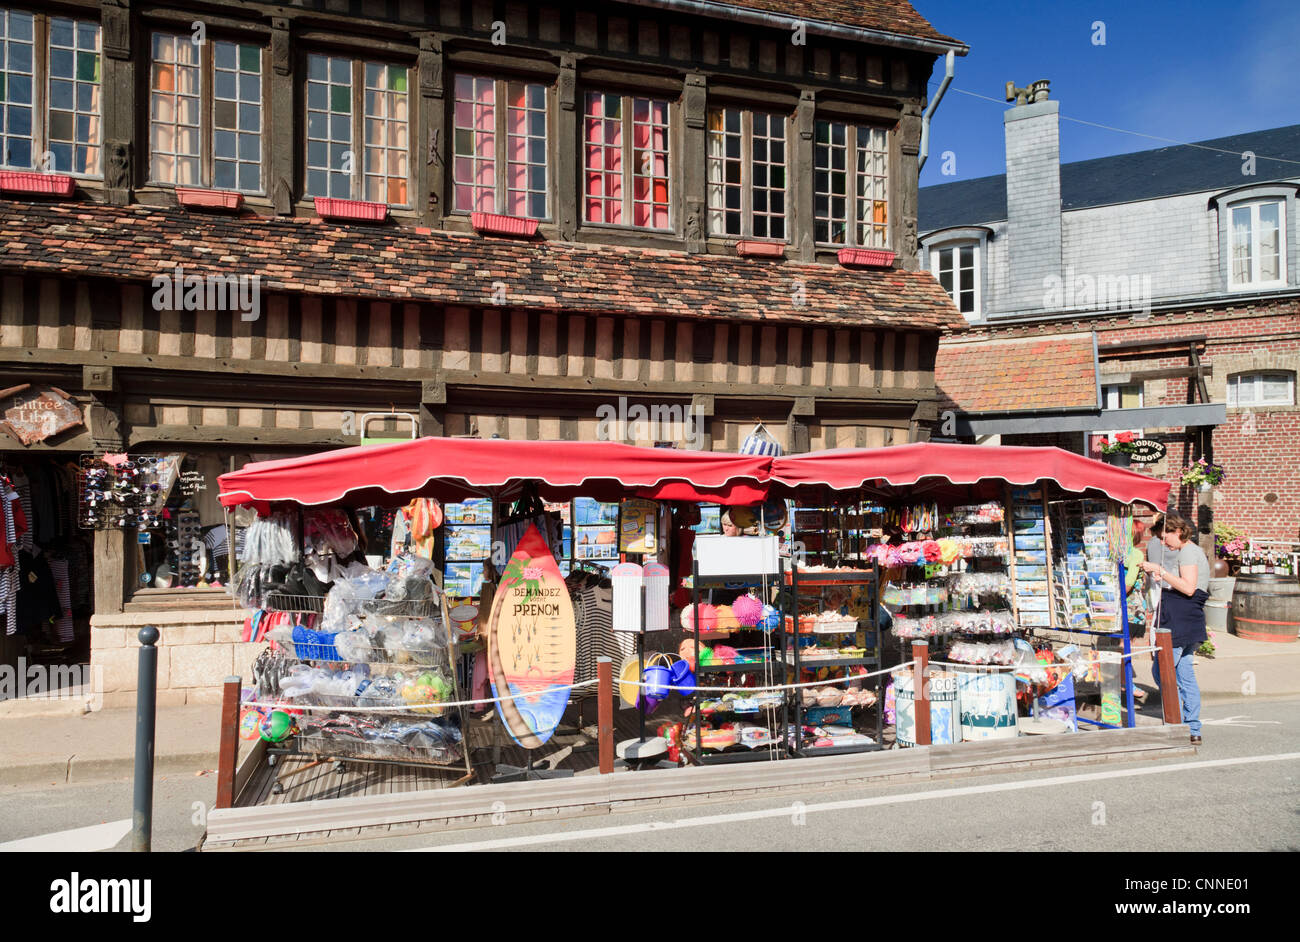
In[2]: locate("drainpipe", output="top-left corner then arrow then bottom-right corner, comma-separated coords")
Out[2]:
919,50 -> 955,172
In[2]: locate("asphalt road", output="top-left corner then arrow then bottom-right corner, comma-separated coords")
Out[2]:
0,698 -> 1296,853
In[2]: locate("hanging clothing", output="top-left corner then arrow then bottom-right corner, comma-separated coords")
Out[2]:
16,549 -> 60,636
47,556 -> 74,643
403,498 -> 442,559
2,481 -> 25,636
568,574 -> 634,702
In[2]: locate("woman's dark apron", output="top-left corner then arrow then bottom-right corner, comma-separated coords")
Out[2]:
1159,586 -> 1209,649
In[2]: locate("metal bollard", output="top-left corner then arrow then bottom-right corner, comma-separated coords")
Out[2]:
132,625 -> 159,853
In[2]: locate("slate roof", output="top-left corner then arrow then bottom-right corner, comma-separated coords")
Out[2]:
707,0 -> 961,45
920,124 -> 1300,233
936,334 -> 1097,413
0,198 -> 963,330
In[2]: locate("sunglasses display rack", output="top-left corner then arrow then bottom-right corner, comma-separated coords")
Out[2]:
172,510 -> 203,586
77,454 -> 169,531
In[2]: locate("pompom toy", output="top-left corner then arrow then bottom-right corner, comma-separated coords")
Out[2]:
713,604 -> 739,631
759,604 -> 781,632
678,639 -> 698,669
732,593 -> 764,627
679,602 -> 718,633
921,540 -> 942,563
897,542 -> 922,565
937,537 -> 963,565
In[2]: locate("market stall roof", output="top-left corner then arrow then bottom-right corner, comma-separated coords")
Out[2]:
768,442 -> 1170,510
217,436 -> 773,511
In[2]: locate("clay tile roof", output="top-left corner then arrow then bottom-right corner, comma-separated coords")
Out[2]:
0,199 -> 964,331
936,335 -> 1099,413
707,0 -> 962,45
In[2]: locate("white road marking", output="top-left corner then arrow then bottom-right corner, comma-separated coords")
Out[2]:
0,819 -> 133,853
408,752 -> 1300,852
1202,715 -> 1282,728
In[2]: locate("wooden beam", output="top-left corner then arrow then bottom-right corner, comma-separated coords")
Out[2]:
440,368 -> 935,403
127,425 -> 356,447
1100,364 -> 1214,384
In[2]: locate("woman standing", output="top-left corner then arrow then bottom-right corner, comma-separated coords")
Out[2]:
1140,513 -> 1210,745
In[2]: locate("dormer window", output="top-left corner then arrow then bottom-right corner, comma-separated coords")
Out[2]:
1229,200 -> 1285,289
930,242 -> 979,317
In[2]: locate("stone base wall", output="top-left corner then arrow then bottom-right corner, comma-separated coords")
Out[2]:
90,610 -> 258,709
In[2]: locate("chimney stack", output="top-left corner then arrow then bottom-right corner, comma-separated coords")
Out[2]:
1004,80 -> 1061,311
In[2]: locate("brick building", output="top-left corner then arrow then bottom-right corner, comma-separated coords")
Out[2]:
0,0 -> 964,702
922,87 -> 1300,543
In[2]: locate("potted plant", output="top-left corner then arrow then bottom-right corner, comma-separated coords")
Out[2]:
1180,458 -> 1225,491
1096,431 -> 1138,467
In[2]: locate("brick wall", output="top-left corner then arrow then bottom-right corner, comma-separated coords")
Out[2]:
951,296 -> 1300,542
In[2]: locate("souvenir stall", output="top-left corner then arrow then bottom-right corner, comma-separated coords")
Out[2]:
765,443 -> 1170,742
217,437 -> 773,784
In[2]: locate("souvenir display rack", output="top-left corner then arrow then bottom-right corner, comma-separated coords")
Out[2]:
785,564 -> 884,755
884,501 -> 1017,667
686,557 -> 787,765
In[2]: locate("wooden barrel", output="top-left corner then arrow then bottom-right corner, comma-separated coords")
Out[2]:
1231,575 -> 1300,643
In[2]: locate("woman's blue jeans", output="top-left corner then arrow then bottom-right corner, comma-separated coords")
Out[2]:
1152,642 -> 1202,736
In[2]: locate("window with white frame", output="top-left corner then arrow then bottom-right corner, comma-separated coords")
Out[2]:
1227,371 -> 1295,407
583,91 -> 670,229
452,74 -> 548,219
305,53 -> 409,205
150,32 -> 263,192
814,120 -> 889,247
706,107 -> 786,240
930,242 -> 979,317
1229,199 -> 1286,288
1090,382 -> 1144,455
0,10 -> 101,176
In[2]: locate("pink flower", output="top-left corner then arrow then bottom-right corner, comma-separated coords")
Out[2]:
522,566 -> 544,580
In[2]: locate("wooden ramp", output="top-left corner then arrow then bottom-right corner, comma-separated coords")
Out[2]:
203,720 -> 1193,850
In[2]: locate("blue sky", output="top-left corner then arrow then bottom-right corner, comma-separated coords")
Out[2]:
914,0 -> 1300,186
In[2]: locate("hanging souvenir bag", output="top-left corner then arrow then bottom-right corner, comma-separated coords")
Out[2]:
739,422 -> 783,457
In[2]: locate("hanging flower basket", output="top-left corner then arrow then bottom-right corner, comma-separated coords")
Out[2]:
735,240 -> 786,258
313,197 -> 388,223
470,211 -> 539,238
176,187 -> 243,212
0,170 -> 76,198
837,247 -> 896,268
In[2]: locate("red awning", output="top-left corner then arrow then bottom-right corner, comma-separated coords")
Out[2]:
769,443 -> 1169,510
217,436 -> 773,511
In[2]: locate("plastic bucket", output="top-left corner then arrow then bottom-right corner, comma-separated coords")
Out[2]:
448,603 -> 479,640
1207,577 -> 1235,604
667,658 -> 696,696
1205,599 -> 1229,632
895,669 -> 959,746
956,670 -> 1018,741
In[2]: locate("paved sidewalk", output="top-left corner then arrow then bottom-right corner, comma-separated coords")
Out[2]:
2,633 -> 1295,790
1130,629 -> 1300,705
0,703 -> 235,788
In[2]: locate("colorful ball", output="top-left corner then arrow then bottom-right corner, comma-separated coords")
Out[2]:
259,710 -> 296,743
680,603 -> 718,633
732,593 -> 764,627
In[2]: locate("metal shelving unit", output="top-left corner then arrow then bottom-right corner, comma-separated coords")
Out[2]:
686,560 -> 787,765
785,564 -> 884,757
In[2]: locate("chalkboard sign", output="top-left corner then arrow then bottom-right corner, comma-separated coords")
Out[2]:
179,470 -> 207,495
1130,439 -> 1167,464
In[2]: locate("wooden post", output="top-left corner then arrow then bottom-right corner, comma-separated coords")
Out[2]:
1154,628 -> 1182,726
215,676 -> 242,810
911,640 -> 930,746
597,656 -> 614,774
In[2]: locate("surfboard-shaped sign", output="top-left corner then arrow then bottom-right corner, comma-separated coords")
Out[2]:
486,523 -> 577,749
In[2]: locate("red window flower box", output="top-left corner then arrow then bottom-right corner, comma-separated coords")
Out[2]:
313,197 -> 388,223
735,240 -> 786,258
471,211 -> 539,238
0,170 -> 76,198
176,187 -> 243,212
837,247 -> 896,268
